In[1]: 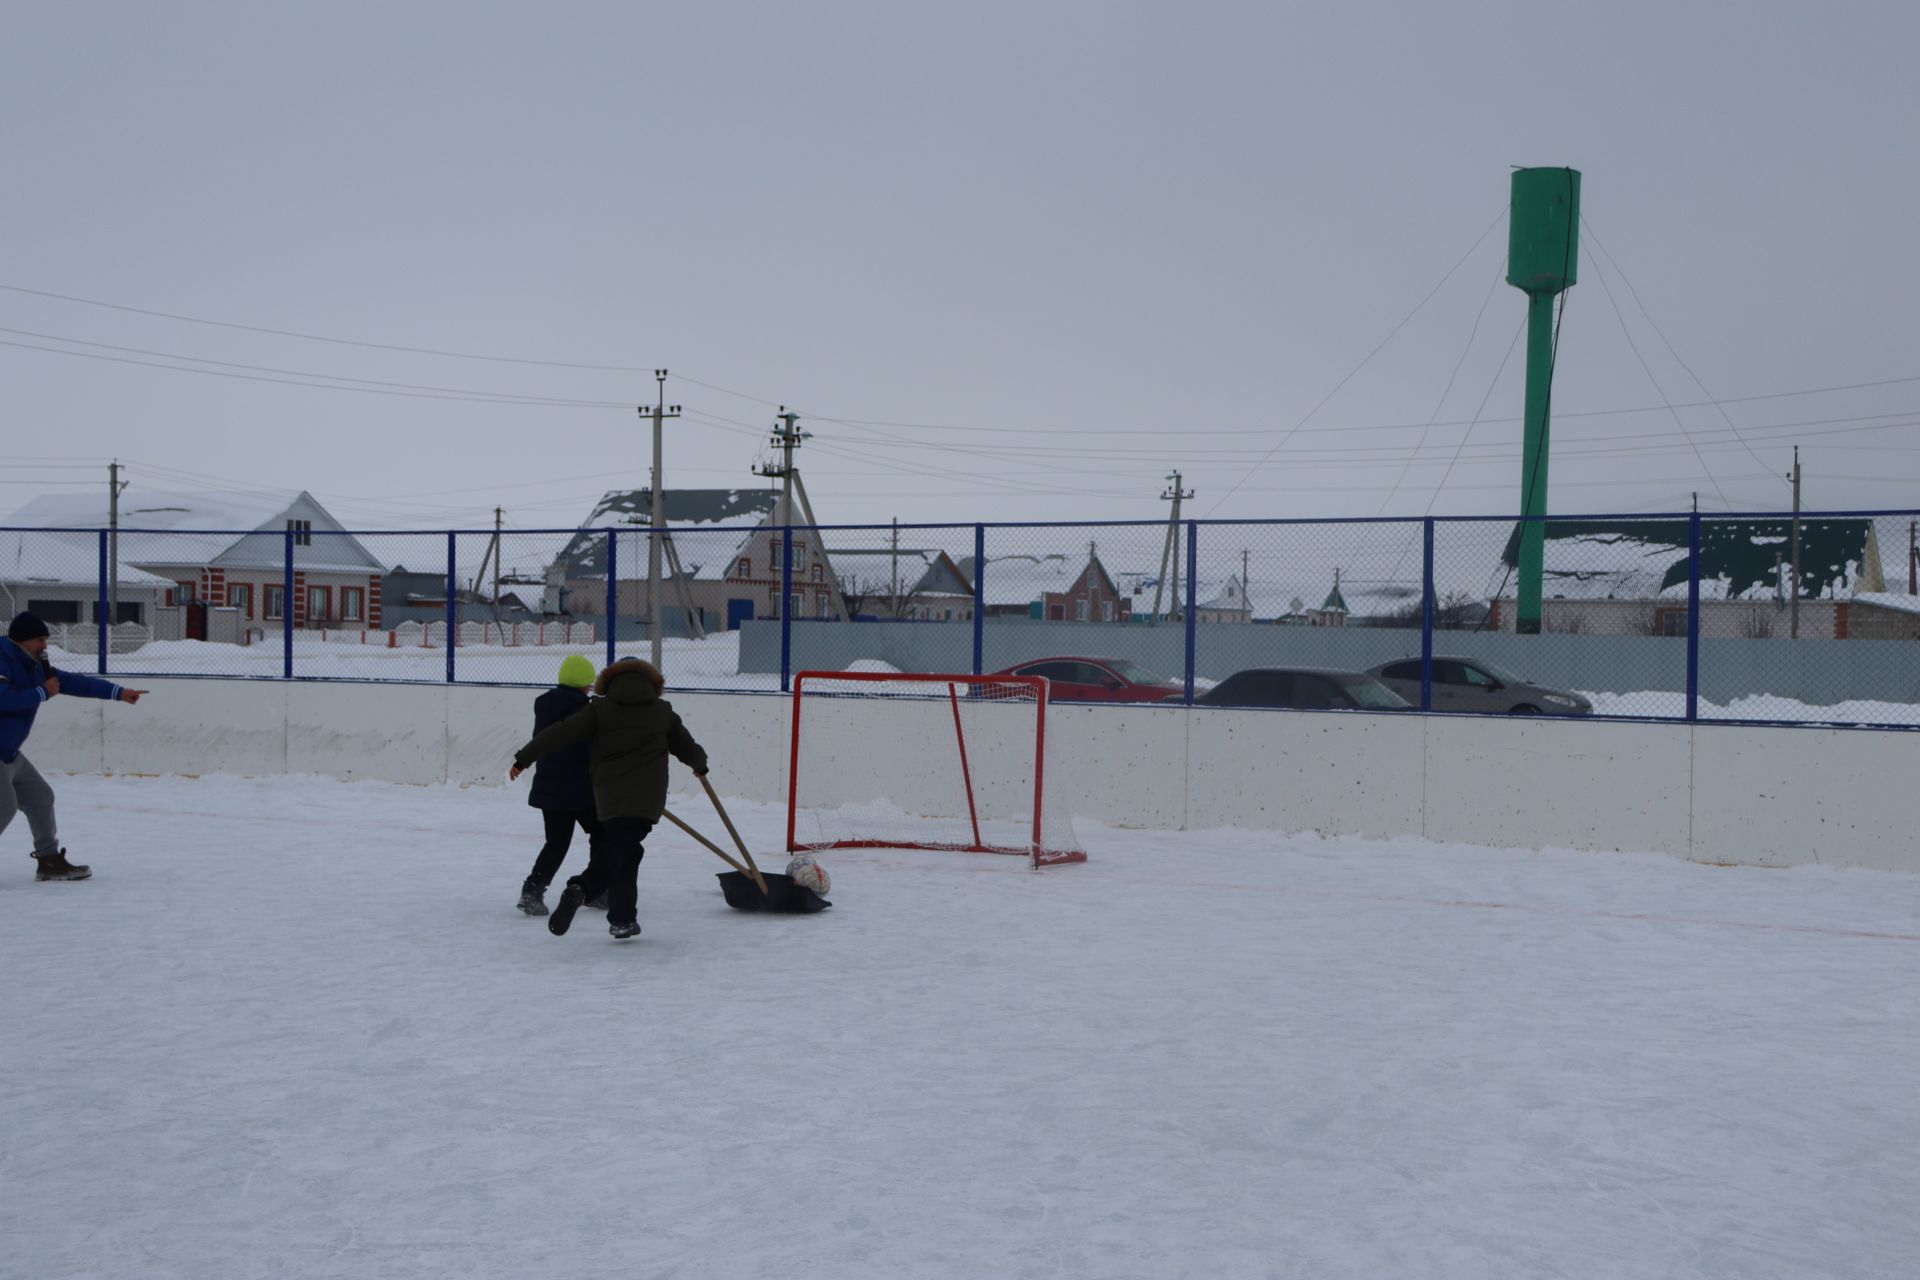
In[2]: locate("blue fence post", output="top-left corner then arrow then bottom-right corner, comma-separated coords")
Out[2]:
96,531 -> 109,676
972,524 -> 985,676
1686,512 -> 1701,722
779,520 -> 794,693
445,532 -> 458,684
1184,520 -> 1198,705
604,530 -> 618,668
282,529 -> 295,680
1420,519 -> 1435,712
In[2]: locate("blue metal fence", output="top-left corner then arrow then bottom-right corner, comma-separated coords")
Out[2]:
4,510 -> 1916,729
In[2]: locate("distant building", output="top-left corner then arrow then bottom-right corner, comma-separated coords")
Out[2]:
1041,549 -> 1133,623
6,489 -> 386,634
1304,570 -> 1349,628
548,488 -> 845,630
1487,517 -> 1889,637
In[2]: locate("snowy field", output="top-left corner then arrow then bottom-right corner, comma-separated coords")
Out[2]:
4,775 -> 1918,1278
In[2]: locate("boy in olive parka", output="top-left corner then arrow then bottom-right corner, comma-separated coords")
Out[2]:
510,658 -> 708,939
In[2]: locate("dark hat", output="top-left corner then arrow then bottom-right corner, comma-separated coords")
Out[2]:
8,611 -> 50,642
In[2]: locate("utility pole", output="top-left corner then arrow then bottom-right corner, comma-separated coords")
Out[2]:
640,370 -> 682,670
1151,471 -> 1193,623
1789,446 -> 1802,639
107,461 -> 128,627
1242,548 -> 1251,619
889,517 -> 901,617
1909,519 -> 1916,595
753,408 -> 809,627
491,506 -> 503,607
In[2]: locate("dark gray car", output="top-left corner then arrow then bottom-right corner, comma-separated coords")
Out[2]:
1367,656 -> 1592,716
1195,667 -> 1411,711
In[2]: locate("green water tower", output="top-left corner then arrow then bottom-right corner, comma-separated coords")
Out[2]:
1507,167 -> 1580,635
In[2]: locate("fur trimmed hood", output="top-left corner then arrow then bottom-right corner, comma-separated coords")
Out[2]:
597,658 -> 665,703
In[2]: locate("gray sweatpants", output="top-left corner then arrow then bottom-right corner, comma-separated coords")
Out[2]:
0,753 -> 60,857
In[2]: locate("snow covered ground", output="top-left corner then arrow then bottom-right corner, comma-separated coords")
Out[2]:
4,774 -> 1917,1279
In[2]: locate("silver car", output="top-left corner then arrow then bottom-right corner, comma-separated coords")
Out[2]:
1367,656 -> 1592,716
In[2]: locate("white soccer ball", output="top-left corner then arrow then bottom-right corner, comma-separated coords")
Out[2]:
786,854 -> 830,896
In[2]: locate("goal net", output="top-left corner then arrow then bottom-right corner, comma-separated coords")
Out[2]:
787,671 -> 1087,867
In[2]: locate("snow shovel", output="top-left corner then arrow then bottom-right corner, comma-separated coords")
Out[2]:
694,777 -> 828,914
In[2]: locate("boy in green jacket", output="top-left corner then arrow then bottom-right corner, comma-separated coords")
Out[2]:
509,658 -> 708,940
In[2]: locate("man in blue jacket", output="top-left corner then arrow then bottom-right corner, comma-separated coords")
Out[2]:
2,611 -> 146,881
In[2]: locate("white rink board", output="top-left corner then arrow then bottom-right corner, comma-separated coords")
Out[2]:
1690,724 -> 1918,871
1188,708 -> 1425,839
1422,714 -> 1694,855
28,676 -> 1920,873
107,677 -> 286,778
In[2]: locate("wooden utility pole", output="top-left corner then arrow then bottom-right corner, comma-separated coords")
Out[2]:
1241,548 -> 1251,619
491,507 -> 503,606
889,517 -> 900,616
753,408 -> 808,626
641,371 -> 682,670
107,461 -> 127,626
1789,446 -> 1802,639
1151,471 -> 1193,623
1909,519 -> 1916,595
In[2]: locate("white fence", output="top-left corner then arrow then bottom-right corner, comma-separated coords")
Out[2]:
241,620 -> 598,648
46,622 -> 154,655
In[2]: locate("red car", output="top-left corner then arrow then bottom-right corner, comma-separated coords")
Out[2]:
994,657 -> 1184,704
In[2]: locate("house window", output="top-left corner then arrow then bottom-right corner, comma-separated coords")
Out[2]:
309,586 -> 332,621
817,593 -> 831,618
176,581 -> 197,604
1657,608 -> 1689,637
1048,603 -> 1065,621
789,594 -> 802,618
287,519 -> 313,547
230,584 -> 253,618
811,564 -> 824,582
27,599 -> 82,624
103,601 -> 142,625
1076,598 -> 1089,622
265,586 -> 285,620
340,587 -> 364,622
737,558 -> 750,578
1102,600 -> 1114,622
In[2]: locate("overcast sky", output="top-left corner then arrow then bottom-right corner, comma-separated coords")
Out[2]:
5,1 -> 1919,539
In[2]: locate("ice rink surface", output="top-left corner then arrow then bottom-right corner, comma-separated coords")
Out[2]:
3,773 -> 1917,1279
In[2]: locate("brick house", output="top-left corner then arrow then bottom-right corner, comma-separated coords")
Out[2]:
1041,551 -> 1133,623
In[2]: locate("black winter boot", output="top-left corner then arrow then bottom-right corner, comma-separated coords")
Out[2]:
34,850 -> 91,882
517,879 -> 548,916
548,883 -> 586,937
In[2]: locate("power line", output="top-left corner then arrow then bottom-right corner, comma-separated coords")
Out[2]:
1578,243 -> 1731,509
1206,204 -> 1512,516
1579,213 -> 1790,487
0,282 -> 655,372
0,327 -> 634,407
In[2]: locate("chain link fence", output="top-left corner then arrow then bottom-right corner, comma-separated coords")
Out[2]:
6,513 -> 1917,727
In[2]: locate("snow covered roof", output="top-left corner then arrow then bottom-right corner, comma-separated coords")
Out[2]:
0,529 -> 172,589
4,489 -> 380,572
552,489 -> 782,580
1852,592 -> 1920,617
1497,518 -> 1884,602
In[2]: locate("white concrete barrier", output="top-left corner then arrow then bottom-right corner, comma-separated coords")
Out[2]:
20,677 -> 1920,874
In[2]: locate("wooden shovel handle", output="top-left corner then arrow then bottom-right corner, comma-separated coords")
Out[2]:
699,775 -> 767,893
660,808 -> 758,887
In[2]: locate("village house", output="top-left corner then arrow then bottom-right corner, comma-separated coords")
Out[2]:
6,490 -> 386,637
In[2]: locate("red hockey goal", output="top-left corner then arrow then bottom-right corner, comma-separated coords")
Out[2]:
786,671 -> 1087,867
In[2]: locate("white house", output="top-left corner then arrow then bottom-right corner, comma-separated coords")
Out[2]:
6,489 -> 387,635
